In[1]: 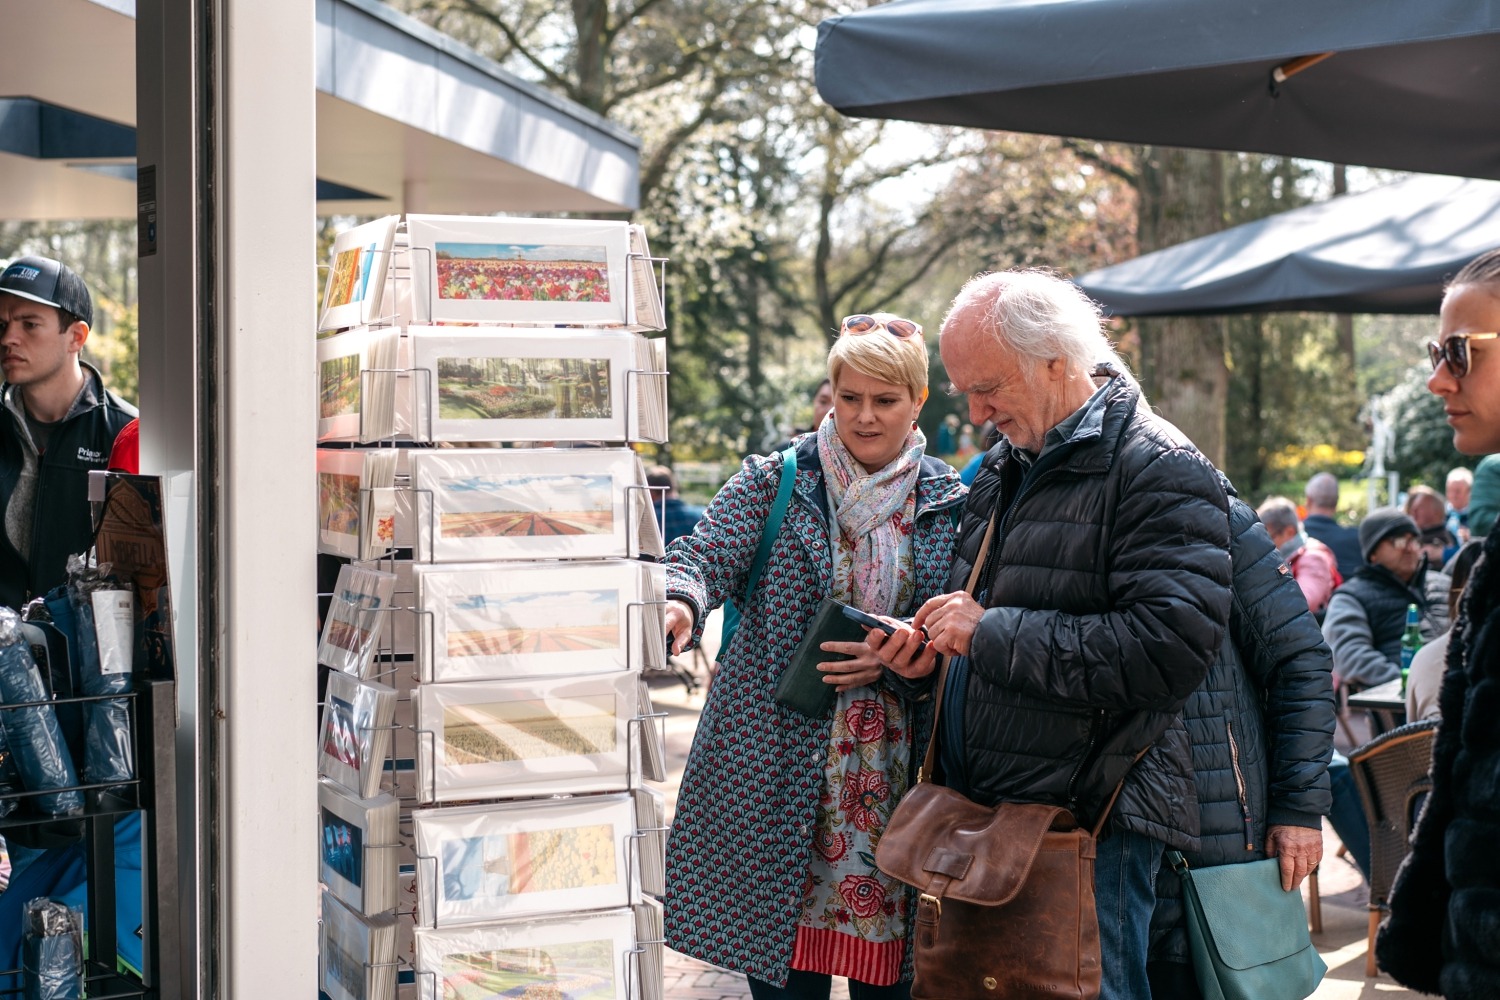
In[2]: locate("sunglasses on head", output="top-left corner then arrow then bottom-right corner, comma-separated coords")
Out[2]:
1428,331 -> 1500,378
840,314 -> 923,340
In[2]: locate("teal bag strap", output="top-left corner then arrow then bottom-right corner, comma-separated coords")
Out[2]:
746,446 -> 798,597
720,446 -> 796,654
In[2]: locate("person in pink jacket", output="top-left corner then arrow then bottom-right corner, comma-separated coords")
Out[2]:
1258,496 -> 1341,619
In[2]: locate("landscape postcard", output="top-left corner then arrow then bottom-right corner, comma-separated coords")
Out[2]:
434,243 -> 612,304
440,695 -> 618,767
417,674 -> 636,801
321,352 -> 362,420
437,473 -> 614,539
414,795 -> 635,927
437,939 -> 616,1000
436,354 -> 612,421
445,589 -> 620,658
406,216 -> 629,325
416,561 -> 643,681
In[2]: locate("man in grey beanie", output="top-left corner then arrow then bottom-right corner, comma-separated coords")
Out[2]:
1321,507 -> 1449,691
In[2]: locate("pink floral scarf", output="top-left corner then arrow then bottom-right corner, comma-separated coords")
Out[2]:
816,415 -> 925,614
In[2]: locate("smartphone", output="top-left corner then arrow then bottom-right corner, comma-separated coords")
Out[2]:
840,603 -> 927,653
840,603 -> 898,634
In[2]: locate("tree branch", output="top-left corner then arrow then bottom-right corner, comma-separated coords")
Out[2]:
606,43 -> 715,107
637,73 -> 734,201
450,0 -> 580,100
1061,138 -> 1139,187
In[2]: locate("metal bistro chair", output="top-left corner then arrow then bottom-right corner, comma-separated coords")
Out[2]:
1348,718 -> 1438,978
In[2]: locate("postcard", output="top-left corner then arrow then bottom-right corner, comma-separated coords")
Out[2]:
408,448 -> 647,562
319,563 -> 399,678
415,908 -> 636,1000
415,672 -> 639,802
413,560 -> 659,681
626,224 -> 665,331
413,794 -> 636,926
319,778 -> 399,917
317,449 -> 398,560
317,328 -> 400,442
408,327 -> 658,443
320,670 -> 398,799
321,889 -> 397,1000
319,216 -> 399,333
405,215 -> 631,326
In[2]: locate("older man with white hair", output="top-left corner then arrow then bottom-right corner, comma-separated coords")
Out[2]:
874,269 -> 1232,1000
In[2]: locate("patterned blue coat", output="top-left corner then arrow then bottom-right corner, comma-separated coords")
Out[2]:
663,436 -> 966,986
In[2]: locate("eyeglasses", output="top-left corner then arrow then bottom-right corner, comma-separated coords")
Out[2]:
840,314 -> 923,340
1427,331 -> 1500,378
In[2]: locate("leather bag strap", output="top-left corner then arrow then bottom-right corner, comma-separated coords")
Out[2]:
918,502 -> 1143,837
921,507 -> 998,781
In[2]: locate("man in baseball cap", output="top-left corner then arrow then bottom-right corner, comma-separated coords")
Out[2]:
0,254 -> 136,607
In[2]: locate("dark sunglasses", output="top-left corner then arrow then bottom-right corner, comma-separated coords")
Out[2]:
840,314 -> 923,340
1428,331 -> 1499,378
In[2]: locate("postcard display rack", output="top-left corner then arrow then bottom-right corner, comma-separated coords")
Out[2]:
314,215 -> 670,1000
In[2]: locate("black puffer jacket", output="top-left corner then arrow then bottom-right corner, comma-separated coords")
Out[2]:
1376,528 -> 1500,999
941,376 -> 1231,846
1149,486 -> 1336,969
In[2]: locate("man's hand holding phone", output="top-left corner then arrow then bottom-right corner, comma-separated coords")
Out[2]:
841,603 -> 939,680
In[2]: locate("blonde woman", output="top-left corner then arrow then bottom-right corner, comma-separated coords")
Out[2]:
662,314 -> 965,999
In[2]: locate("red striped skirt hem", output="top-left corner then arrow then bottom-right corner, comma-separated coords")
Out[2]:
790,925 -> 903,986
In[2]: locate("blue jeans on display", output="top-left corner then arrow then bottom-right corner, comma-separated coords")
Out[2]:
747,970 -> 912,1000
1326,752 -> 1371,878
1093,828 -> 1162,1000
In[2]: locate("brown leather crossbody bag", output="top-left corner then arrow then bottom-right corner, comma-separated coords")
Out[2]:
875,512 -> 1129,1000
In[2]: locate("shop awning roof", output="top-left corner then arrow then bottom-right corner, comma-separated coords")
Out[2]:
1,0 -> 640,220
1074,174 -> 1500,317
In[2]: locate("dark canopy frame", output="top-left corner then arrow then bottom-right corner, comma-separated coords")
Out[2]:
815,0 -> 1500,181
1072,175 -> 1500,317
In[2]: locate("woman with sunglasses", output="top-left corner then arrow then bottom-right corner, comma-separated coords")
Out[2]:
661,313 -> 965,1000
1377,248 -> 1500,997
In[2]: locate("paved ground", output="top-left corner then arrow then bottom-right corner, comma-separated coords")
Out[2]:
649,618 -> 1419,998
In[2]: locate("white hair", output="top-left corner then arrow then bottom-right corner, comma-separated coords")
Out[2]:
1447,466 -> 1474,486
941,270 -> 1118,383
1257,496 -> 1300,536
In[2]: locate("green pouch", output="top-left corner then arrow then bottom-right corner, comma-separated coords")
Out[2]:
774,598 -> 866,718
1167,852 -> 1327,1000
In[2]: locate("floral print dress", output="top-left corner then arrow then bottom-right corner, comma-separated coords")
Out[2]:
790,497 -> 918,986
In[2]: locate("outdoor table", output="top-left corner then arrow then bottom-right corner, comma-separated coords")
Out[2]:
1347,677 -> 1407,737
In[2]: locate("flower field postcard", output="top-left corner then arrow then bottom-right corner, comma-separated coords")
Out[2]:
406,216 -> 629,326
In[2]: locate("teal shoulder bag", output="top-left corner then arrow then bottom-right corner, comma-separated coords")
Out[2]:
1166,851 -> 1326,1000
718,447 -> 796,657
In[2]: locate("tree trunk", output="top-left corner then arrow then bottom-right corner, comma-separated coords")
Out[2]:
1331,163 -> 1360,445
1135,147 -> 1228,467
571,0 -> 608,113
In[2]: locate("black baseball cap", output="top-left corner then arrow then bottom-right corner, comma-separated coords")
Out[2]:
0,255 -> 93,328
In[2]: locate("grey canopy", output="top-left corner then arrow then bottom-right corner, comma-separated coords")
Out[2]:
1072,174 -> 1500,317
814,0 -> 1500,181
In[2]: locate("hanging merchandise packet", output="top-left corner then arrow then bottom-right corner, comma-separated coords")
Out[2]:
0,607 -> 82,817
65,555 -> 135,793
